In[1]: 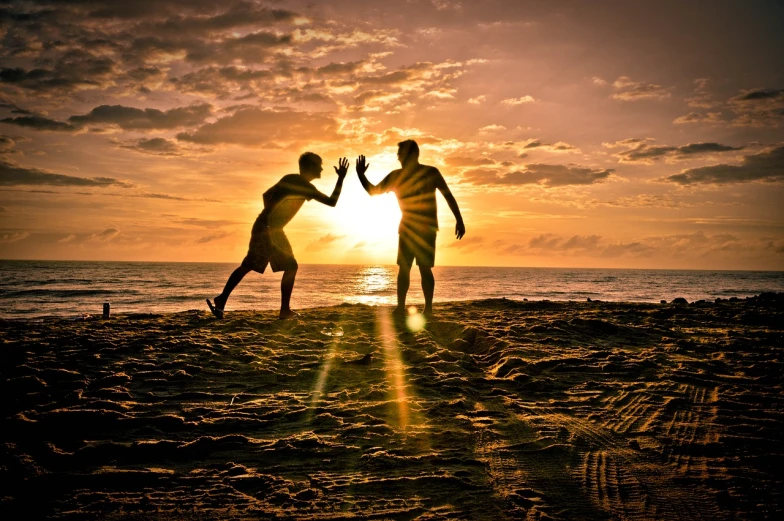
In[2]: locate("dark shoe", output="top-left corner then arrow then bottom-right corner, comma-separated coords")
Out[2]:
206,299 -> 224,319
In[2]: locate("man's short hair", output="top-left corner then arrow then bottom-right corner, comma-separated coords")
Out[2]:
299,152 -> 322,172
397,139 -> 420,160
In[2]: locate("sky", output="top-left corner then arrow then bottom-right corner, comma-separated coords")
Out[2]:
1,0 -> 783,270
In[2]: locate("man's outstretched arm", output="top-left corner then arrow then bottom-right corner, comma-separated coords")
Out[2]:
437,177 -> 465,240
312,157 -> 348,207
356,155 -> 383,195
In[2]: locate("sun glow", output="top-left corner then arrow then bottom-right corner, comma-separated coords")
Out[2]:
332,152 -> 402,247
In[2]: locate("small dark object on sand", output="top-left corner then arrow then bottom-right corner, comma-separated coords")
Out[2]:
671,297 -> 688,305
660,300 -> 667,304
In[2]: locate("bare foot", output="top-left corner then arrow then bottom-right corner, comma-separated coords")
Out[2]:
279,308 -> 299,320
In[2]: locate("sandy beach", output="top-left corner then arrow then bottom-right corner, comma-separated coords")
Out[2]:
2,295 -> 782,520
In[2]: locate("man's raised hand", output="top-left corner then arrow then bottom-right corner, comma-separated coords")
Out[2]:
334,157 -> 349,178
356,155 -> 370,176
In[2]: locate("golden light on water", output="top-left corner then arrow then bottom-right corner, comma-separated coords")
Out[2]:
345,266 -> 396,306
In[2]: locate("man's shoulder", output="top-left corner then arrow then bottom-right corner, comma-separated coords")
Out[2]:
420,164 -> 441,175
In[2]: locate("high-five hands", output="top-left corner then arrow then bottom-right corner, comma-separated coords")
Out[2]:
356,155 -> 370,176
334,157 -> 349,178
455,221 -> 465,240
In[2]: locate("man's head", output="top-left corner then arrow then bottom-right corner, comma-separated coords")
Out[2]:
298,152 -> 323,180
397,139 -> 419,167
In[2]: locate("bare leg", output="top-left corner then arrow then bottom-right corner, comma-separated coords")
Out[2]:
419,265 -> 434,315
215,265 -> 251,309
279,268 -> 297,319
395,264 -> 411,314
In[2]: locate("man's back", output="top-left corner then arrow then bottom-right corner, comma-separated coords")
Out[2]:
261,173 -> 319,228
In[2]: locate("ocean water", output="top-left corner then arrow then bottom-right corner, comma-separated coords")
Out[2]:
1,260 -> 782,319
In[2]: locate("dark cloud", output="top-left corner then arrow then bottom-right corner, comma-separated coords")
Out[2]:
726,88 -> 784,127
0,161 -> 133,187
444,156 -> 495,167
673,112 -> 724,125
0,135 -> 17,151
177,107 -> 342,146
616,141 -> 744,162
171,66 -> 275,98
607,76 -> 671,101
0,51 -> 116,94
735,88 -> 784,102
462,164 -> 612,187
119,137 -> 180,155
523,139 -> 577,152
664,145 -> 784,185
69,103 -> 212,130
0,115 -> 75,131
196,231 -> 231,244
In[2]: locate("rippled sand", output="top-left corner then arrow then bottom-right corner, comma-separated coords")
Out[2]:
2,295 -> 782,520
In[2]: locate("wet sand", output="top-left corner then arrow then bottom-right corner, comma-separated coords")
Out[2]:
2,295 -> 782,520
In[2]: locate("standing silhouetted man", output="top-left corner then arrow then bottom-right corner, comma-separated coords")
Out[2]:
208,153 -> 348,319
356,140 -> 465,317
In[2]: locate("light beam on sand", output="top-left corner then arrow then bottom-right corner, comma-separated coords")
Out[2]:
308,336 -> 339,419
375,307 -> 412,430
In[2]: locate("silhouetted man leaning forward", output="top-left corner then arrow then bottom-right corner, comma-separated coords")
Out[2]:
356,140 -> 465,317
208,153 -> 348,319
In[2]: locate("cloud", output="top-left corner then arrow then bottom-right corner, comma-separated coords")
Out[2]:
177,107 -> 342,146
0,231 -> 30,244
608,76 -> 671,101
673,112 -> 724,125
501,96 -> 535,105
616,141 -> 745,163
0,135 -> 18,152
0,54 -> 116,94
685,78 -> 717,108
88,228 -> 120,242
727,88 -> 784,127
462,164 -> 613,187
0,161 -> 134,187
444,236 -> 485,252
663,145 -> 784,185
516,231 -> 754,260
58,234 -> 76,243
444,156 -> 495,167
467,95 -> 486,104
478,124 -> 506,133
602,138 -> 650,148
305,233 -> 345,252
523,139 -> 578,152
0,115 -> 76,132
119,137 -> 181,155
69,103 -> 212,130
196,231 -> 231,244
528,234 -> 602,251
